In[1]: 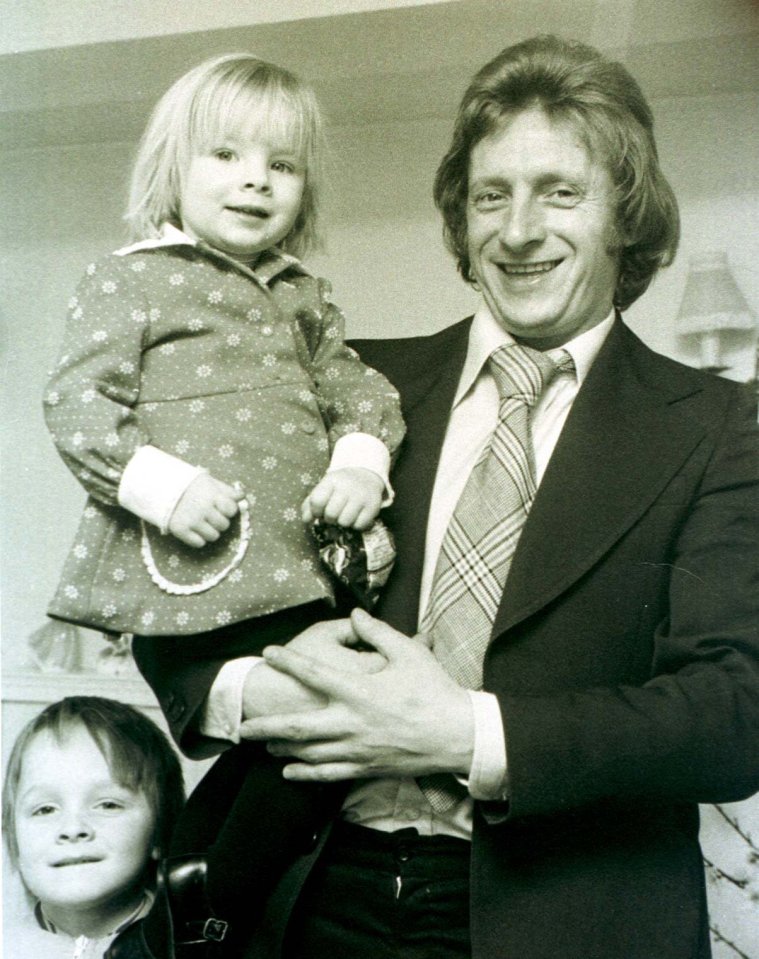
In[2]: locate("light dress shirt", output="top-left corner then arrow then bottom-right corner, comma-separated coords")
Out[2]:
202,301 -> 615,840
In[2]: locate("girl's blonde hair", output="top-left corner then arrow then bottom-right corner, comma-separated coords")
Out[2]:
126,53 -> 325,258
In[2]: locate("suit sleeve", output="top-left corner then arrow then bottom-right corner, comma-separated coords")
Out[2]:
500,384 -> 759,819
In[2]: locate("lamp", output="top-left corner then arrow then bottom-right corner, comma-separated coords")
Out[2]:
676,252 -> 755,373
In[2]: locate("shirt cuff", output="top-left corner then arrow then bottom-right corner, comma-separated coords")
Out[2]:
117,445 -> 206,534
466,690 -> 509,801
199,657 -> 262,742
328,433 -> 394,506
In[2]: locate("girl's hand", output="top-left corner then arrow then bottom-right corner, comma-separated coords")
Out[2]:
302,467 -> 384,530
168,473 -> 244,548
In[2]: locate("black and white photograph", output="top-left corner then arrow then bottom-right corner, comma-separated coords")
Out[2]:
2,2 -> 758,957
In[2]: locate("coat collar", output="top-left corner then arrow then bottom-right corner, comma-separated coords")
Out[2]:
492,316 -> 708,636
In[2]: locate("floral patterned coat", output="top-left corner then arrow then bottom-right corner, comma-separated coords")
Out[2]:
44,239 -> 404,636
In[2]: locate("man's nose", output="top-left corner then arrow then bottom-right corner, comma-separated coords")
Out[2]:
498,195 -> 546,250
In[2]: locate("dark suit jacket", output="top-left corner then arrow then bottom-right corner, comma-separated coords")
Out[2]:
136,316 -> 759,959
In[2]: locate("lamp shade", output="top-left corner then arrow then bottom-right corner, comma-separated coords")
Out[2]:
676,252 -> 754,335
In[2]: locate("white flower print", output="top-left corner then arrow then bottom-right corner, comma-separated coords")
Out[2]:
188,317 -> 204,332
112,568 -> 126,582
68,296 -> 79,310
72,431 -> 85,447
300,473 -> 313,485
150,308 -> 162,322
71,306 -> 84,320
168,555 -> 180,569
119,361 -> 136,374
105,432 -> 120,448
325,325 -> 340,339
143,403 -> 158,413
160,342 -> 176,355
299,390 -> 312,403
262,456 -> 277,471
262,354 -> 276,367
358,400 -> 373,414
247,307 -> 263,322
208,289 -> 223,304
235,408 -> 252,423
300,558 -> 315,572
229,569 -> 243,584
81,388 -> 96,404
64,585 -> 80,599
189,399 -> 205,414
176,611 -> 190,627
101,280 -> 117,294
92,330 -> 107,343
218,444 -> 233,459
226,333 -> 241,347
324,366 -> 340,380
86,263 -> 97,275
84,506 -> 97,519
102,603 -> 118,618
273,568 -> 290,583
317,438 -> 329,452
346,347 -> 360,360
169,273 -> 185,286
131,309 -> 147,324
141,611 -> 155,627
122,529 -> 137,543
130,260 -> 146,272
175,440 -> 189,455
261,325 -> 273,337
73,544 -> 88,559
283,507 -> 298,522
46,390 -> 60,406
197,364 -> 212,378
281,422 -> 296,435
215,610 -> 232,626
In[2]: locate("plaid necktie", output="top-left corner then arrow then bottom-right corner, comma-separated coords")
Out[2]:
419,343 -> 574,810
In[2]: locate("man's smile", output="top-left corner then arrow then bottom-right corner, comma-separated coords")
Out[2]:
496,258 -> 562,276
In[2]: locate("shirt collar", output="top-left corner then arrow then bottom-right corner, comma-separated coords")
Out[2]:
455,298 -> 616,406
113,223 -> 309,284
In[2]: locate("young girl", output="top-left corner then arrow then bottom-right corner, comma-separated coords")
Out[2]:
2,697 -> 184,959
44,54 -> 404,956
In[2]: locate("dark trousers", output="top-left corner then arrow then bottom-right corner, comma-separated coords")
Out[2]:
285,821 -> 472,959
134,602 -> 347,948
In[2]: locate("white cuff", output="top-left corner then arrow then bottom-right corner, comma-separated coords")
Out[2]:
466,690 -> 509,801
117,445 -> 206,534
199,657 -> 262,742
328,433 -> 394,505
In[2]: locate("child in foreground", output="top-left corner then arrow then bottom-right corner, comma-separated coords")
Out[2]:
2,696 -> 184,959
44,53 -> 405,956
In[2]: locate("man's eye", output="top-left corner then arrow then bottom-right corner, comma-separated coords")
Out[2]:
548,188 -> 579,206
473,192 -> 507,211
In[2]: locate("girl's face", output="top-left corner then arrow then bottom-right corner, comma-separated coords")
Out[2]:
13,726 -> 157,936
180,125 -> 305,260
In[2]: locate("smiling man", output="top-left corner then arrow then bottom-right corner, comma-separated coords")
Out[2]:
130,36 -> 759,959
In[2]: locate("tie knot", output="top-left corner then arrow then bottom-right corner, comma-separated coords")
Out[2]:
488,344 -> 574,406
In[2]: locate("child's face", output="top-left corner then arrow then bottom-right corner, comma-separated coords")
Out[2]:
180,126 -> 305,259
13,726 -> 157,930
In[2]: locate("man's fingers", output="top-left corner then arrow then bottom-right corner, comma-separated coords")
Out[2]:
239,709 -> 345,742
349,608 -> 419,660
281,762 -> 365,782
262,644 -> 353,698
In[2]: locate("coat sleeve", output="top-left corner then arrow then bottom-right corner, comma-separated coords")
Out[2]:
43,255 -> 151,506
301,279 -> 406,459
500,384 -> 759,819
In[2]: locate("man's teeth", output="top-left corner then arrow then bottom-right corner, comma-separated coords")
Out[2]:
500,260 -> 559,274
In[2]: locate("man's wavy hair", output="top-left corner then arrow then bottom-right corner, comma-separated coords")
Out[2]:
433,35 -> 679,311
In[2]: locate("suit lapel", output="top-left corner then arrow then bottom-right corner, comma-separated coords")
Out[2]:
493,320 -> 707,637
376,323 -> 471,635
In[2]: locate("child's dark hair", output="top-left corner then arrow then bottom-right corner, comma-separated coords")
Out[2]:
2,696 -> 185,867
